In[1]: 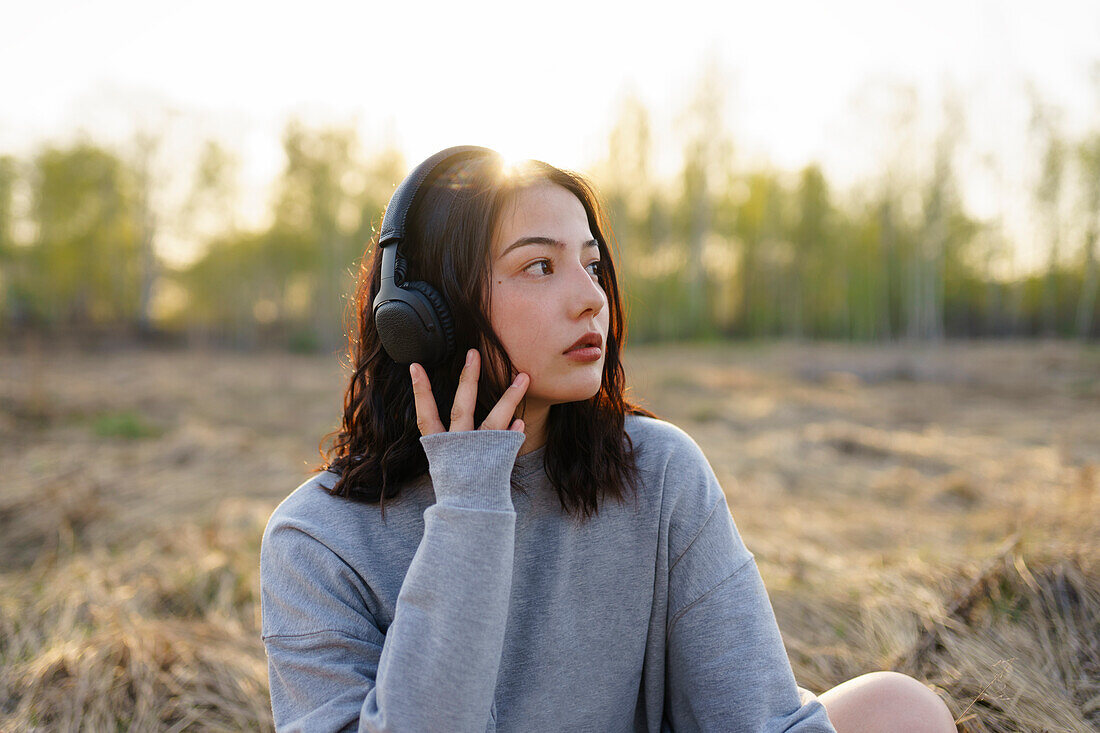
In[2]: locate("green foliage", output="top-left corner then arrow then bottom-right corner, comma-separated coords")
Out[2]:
172,124 -> 404,349
91,410 -> 162,440
287,328 -> 321,354
2,143 -> 145,329
0,155 -> 17,324
4,90 -> 1100,346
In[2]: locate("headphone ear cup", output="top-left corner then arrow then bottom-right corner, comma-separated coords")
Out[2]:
403,280 -> 456,365
374,286 -> 447,366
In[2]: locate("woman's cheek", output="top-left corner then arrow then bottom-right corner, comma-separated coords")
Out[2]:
492,285 -> 553,368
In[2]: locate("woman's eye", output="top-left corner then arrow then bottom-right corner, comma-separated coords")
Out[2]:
522,259 -> 601,278
524,259 -> 552,276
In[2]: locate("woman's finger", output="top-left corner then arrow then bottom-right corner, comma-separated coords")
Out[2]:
410,363 -> 445,436
480,372 -> 529,431
449,349 -> 480,432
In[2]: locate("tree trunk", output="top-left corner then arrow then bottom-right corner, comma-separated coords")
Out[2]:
1076,226 -> 1098,340
1042,231 -> 1060,337
878,201 -> 894,342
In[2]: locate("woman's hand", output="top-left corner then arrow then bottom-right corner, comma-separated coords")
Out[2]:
410,348 -> 527,436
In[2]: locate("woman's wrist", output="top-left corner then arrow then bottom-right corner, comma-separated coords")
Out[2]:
419,430 -> 526,510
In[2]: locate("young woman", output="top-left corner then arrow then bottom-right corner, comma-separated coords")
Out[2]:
260,147 -> 958,732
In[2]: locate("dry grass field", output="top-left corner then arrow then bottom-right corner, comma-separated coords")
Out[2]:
1,340 -> 1098,732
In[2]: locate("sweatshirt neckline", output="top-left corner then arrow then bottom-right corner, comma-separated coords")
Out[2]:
512,443 -> 547,479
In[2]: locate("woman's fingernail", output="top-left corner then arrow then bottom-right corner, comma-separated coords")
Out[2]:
409,364 -> 417,383
513,373 -> 524,386
466,349 -> 474,366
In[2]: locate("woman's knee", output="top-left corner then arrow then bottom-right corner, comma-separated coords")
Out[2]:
817,670 -> 957,733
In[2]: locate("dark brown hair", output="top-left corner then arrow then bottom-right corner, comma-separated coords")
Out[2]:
317,153 -> 657,519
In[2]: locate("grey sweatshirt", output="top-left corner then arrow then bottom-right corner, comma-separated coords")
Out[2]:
260,414 -> 835,732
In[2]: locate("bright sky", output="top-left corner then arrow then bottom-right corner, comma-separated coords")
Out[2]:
3,0 -> 1099,272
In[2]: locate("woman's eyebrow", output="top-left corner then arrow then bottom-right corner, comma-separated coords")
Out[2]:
499,236 -> 599,259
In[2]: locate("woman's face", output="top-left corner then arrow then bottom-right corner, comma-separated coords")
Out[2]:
488,181 -> 610,411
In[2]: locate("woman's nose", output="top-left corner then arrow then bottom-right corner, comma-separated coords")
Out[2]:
569,261 -> 606,316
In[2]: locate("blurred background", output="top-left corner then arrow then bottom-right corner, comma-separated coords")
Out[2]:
1,1 -> 1098,731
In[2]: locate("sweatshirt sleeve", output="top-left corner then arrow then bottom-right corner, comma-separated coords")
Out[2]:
260,429 -> 526,733
662,431 -> 836,732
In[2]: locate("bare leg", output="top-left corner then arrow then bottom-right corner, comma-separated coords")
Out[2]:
817,671 -> 958,733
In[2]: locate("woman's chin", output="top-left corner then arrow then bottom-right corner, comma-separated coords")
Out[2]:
538,383 -> 603,406
525,365 -> 605,406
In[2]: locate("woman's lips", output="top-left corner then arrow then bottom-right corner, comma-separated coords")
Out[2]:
564,346 -> 602,362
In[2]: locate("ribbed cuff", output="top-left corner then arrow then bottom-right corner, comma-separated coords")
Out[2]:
419,430 -> 526,511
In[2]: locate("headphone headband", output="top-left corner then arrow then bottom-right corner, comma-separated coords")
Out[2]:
372,145 -> 500,366
378,145 -> 498,248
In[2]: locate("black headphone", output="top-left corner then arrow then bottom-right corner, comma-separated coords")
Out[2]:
372,145 -> 500,367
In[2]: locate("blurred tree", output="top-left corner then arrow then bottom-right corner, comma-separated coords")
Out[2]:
179,122 -> 402,349
676,58 -> 734,339
170,139 -> 244,339
10,64 -> 1100,347
602,90 -> 654,241
1029,92 -> 1069,337
272,122 -> 366,350
0,155 -> 15,328
731,170 -> 786,338
791,164 -> 835,338
132,132 -> 160,337
911,96 -> 957,341
181,139 -> 241,242
851,81 -> 923,341
592,91 -> 662,340
973,151 -> 1013,337
876,198 -> 897,340
842,200 -> 886,341
1074,131 -> 1100,340
350,145 -> 406,266
25,142 -> 142,329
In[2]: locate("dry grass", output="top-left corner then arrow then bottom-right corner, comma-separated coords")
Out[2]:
0,501 -> 272,731
1,339 -> 1097,731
